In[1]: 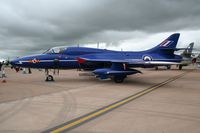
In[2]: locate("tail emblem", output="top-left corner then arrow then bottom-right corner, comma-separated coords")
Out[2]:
160,40 -> 174,47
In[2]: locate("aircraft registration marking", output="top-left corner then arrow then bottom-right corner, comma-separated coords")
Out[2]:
43,70 -> 191,133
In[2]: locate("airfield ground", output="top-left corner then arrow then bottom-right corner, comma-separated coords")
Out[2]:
0,66 -> 200,133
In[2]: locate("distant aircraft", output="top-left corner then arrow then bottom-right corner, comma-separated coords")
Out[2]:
177,42 -> 196,70
154,42 -> 195,70
196,54 -> 200,68
11,33 -> 183,83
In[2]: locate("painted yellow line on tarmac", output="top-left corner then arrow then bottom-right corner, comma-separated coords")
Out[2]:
44,71 -> 191,133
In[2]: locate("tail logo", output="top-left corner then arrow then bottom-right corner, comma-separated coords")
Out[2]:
160,40 -> 174,47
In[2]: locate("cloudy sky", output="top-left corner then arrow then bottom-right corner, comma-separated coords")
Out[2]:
0,0 -> 200,59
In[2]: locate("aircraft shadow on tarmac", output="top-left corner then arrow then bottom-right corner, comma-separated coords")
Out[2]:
52,76 -> 168,88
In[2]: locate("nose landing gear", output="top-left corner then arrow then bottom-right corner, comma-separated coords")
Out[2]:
46,75 -> 54,81
45,69 -> 54,81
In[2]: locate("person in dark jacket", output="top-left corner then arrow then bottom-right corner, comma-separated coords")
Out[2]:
0,62 -> 2,78
0,62 -> 2,71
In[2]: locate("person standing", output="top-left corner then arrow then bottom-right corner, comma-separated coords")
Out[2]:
1,61 -> 6,78
0,62 -> 2,78
1,61 -> 6,83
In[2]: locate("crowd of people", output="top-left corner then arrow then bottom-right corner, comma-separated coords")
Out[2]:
0,60 -> 32,80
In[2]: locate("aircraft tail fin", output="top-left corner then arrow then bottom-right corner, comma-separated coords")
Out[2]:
148,33 -> 180,54
181,42 -> 194,58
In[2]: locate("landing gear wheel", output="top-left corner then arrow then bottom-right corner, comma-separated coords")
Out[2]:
167,65 -> 171,70
179,65 -> 182,70
113,76 -> 125,83
155,66 -> 158,70
46,75 -> 54,81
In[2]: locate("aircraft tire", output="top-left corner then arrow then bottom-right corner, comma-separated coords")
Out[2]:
167,65 -> 171,70
179,65 -> 182,70
113,76 -> 125,83
46,75 -> 54,81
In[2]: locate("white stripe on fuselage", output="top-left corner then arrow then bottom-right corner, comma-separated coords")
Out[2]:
144,61 -> 180,65
125,58 -> 180,61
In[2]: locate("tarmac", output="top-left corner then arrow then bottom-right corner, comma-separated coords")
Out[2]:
0,66 -> 200,133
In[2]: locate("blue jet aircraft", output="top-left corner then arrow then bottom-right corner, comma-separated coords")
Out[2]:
11,33 -> 182,83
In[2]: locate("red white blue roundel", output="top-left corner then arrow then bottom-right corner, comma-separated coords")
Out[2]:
143,55 -> 152,61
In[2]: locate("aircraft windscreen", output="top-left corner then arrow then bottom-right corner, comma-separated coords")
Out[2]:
44,47 -> 67,54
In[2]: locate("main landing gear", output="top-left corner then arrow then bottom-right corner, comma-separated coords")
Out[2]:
155,65 -> 171,70
166,65 -> 171,70
179,65 -> 182,70
113,75 -> 126,83
45,69 -> 54,81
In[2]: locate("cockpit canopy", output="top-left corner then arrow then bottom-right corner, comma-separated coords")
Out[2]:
44,46 -> 68,54
44,46 -> 112,56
